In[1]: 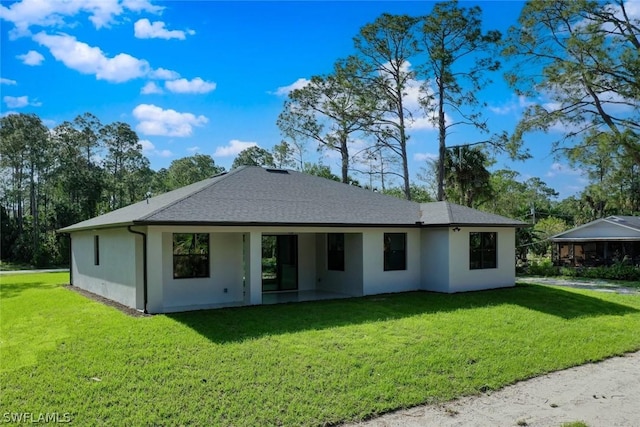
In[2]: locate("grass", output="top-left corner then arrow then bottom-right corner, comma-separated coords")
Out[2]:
2,273 -> 640,426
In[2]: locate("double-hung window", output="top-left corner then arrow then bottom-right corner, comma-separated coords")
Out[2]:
173,233 -> 210,279
384,233 -> 406,271
469,232 -> 497,269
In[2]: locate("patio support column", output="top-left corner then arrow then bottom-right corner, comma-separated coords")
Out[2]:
244,231 -> 262,305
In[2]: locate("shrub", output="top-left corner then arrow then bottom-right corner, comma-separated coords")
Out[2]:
527,258 -> 559,276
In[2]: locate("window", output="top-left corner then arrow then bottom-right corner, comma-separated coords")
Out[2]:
173,233 -> 210,279
470,232 -> 497,269
327,233 -> 345,271
94,235 -> 100,266
384,233 -> 406,271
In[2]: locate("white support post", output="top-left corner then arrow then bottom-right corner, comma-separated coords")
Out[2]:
244,231 -> 262,305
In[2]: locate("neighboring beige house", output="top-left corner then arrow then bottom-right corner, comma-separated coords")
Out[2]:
550,216 -> 640,267
59,166 -> 527,314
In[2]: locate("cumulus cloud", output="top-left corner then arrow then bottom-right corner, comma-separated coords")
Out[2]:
149,67 -> 180,80
1,78 -> 17,85
214,140 -> 258,157
141,81 -> 163,94
140,138 -> 173,157
17,50 -> 44,65
546,162 -> 583,178
134,19 -> 191,40
187,146 -> 200,153
4,95 -> 41,108
272,78 -> 310,96
488,95 -> 534,115
413,152 -> 438,162
165,77 -> 216,94
33,32 -> 149,83
133,104 -> 208,137
0,0 -> 163,38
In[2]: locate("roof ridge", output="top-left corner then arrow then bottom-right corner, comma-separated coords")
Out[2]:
137,168 -> 237,221
445,201 -> 454,222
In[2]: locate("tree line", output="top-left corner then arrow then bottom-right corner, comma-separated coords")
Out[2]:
1,0 -> 638,266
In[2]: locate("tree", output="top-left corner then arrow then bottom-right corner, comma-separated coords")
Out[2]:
301,163 -> 340,182
504,0 -> 640,167
101,122 -> 147,210
231,146 -> 275,169
278,58 -> 374,183
162,154 -> 224,191
353,13 -> 420,199
271,141 -> 296,170
382,185 -> 433,203
418,1 -> 502,201
440,145 -> 492,207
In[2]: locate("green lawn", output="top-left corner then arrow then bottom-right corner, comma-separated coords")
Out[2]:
2,273 -> 640,426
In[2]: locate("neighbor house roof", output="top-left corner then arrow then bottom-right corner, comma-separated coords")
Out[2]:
419,201 -> 527,227
59,166 -> 527,232
550,215 -> 640,242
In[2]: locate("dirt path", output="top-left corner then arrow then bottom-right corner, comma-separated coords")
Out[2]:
348,352 -> 640,427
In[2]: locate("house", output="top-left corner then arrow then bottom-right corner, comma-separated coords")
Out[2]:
550,216 -> 640,267
59,166 -> 527,313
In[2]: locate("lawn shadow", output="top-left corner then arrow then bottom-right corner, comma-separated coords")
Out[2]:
167,284 -> 638,344
0,281 -> 60,299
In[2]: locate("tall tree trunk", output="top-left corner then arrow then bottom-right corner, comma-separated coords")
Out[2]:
437,76 -> 446,202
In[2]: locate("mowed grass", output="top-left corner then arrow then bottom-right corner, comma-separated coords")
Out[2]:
2,273 -> 640,426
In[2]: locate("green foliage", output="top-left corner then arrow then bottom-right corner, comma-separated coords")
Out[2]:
156,154 -> 224,192
232,146 -> 275,169
560,264 -> 640,282
383,185 -> 433,203
531,217 -> 569,256
3,273 -> 640,425
527,258 -> 559,277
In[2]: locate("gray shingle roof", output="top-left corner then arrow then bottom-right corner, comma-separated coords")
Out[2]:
59,167 -> 526,232
550,215 -> 640,240
419,201 -> 528,227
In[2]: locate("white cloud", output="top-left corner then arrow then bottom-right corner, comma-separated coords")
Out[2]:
489,95 -> 534,115
134,18 -> 190,40
140,139 -> 173,157
546,162 -> 583,177
149,67 -> 180,80
141,81 -> 163,94
0,0 -> 163,38
272,78 -> 310,96
133,104 -> 208,137
17,50 -> 44,65
165,77 -> 216,94
187,146 -> 200,153
33,32 -> 149,83
214,140 -> 257,157
413,152 -> 438,162
4,95 -> 41,108
1,78 -> 17,85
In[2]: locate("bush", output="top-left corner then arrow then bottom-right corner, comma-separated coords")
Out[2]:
527,258 -> 559,277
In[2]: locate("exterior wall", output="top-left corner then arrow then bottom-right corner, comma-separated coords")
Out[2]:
316,233 -> 364,296
361,229 -> 421,295
155,230 -> 245,312
448,227 -> 516,292
420,228 -> 450,292
297,233 -> 317,291
71,228 -> 139,308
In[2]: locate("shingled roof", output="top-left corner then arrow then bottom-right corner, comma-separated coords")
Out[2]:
59,166 -> 527,232
419,201 -> 527,227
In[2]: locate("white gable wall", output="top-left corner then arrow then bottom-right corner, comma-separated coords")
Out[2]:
448,227 -> 516,292
71,228 -> 139,308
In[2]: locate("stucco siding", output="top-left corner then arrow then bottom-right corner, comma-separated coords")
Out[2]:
157,231 -> 244,312
316,233 -> 364,296
420,228 -> 450,292
297,233 -> 317,291
448,227 -> 516,292
361,229 -> 421,295
71,228 -> 138,308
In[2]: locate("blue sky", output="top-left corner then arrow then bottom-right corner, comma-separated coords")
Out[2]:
0,0 -> 589,198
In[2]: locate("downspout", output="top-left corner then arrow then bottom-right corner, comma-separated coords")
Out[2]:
127,226 -> 148,314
